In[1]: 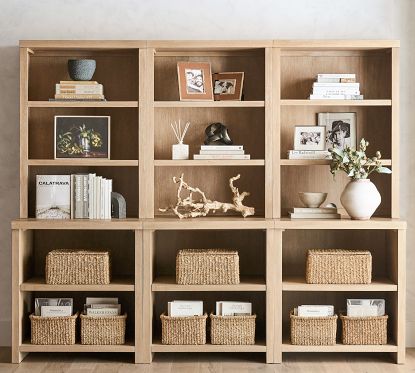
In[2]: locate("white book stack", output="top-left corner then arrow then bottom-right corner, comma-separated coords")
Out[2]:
70,173 -> 112,219
84,297 -> 121,316
289,206 -> 341,219
287,150 -> 331,160
309,74 -> 363,100
53,81 -> 105,101
194,145 -> 250,160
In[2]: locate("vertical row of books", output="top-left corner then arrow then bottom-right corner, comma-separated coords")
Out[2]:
309,74 -> 363,100
53,81 -> 105,101
36,174 -> 112,219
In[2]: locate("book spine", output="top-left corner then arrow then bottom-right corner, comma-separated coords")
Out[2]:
200,145 -> 243,150
88,174 -> 94,219
313,82 -> 359,88
54,94 -> 105,99
317,73 -> 356,79
312,89 -> 360,95
83,175 -> 89,218
96,177 -> 101,220
193,154 -> 250,160
100,178 -> 104,219
108,179 -> 112,219
74,175 -> 83,219
199,149 -> 245,155
86,308 -> 119,316
309,94 -> 363,100
56,88 -> 104,95
70,174 -> 74,219
60,80 -> 98,85
317,78 -> 356,83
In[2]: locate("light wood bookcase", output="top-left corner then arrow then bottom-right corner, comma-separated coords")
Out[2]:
12,40 -> 406,365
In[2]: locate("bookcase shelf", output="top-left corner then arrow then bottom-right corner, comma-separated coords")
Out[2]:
13,40 -> 405,366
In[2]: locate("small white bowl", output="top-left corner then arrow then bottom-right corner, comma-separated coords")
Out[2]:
299,192 -> 328,208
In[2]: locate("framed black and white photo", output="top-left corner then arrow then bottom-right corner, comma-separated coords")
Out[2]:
177,62 -> 213,101
294,126 -> 326,151
54,116 -> 110,159
213,72 -> 244,100
318,112 -> 357,150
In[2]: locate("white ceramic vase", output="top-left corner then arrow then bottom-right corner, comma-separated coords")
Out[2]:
340,179 -> 381,220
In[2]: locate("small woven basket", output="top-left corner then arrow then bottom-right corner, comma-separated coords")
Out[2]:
161,313 -> 207,345
176,249 -> 240,285
306,249 -> 372,284
30,312 -> 78,345
46,249 -> 110,285
80,313 -> 127,345
290,311 -> 338,345
341,314 -> 388,345
210,314 -> 256,345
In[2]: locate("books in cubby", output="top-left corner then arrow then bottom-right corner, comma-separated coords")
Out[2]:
294,305 -> 334,317
289,206 -> 341,219
216,301 -> 252,316
85,297 -> 121,316
52,81 -> 105,101
167,301 -> 203,317
194,145 -> 250,160
35,298 -> 73,317
309,74 -> 363,100
36,174 -> 112,220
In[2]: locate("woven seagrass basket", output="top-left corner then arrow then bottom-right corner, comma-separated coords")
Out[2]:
161,313 -> 207,345
30,312 -> 78,345
210,314 -> 256,345
176,249 -> 240,285
80,313 -> 127,345
46,249 -> 110,285
290,311 -> 338,345
341,314 -> 388,345
306,249 -> 372,284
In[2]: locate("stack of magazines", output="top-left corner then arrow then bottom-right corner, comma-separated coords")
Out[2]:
309,73 -> 363,100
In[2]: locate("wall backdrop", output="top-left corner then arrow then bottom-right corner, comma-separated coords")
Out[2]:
0,0 -> 413,346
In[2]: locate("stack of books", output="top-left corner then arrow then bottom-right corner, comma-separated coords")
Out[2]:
289,206 -> 341,219
309,74 -> 363,100
84,297 -> 121,316
194,145 -> 250,160
52,81 -> 105,101
294,305 -> 334,317
35,174 -> 113,220
288,150 -> 331,160
216,301 -> 252,316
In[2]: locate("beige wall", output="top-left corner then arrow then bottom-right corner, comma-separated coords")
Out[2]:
0,0 -> 413,346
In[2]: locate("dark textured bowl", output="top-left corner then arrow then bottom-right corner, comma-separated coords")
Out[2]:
68,59 -> 96,81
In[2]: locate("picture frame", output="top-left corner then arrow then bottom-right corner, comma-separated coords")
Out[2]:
294,126 -> 326,151
318,112 -> 357,151
177,62 -> 213,101
54,115 -> 110,159
212,72 -> 244,101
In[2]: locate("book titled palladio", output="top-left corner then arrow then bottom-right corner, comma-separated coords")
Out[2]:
36,175 -> 71,219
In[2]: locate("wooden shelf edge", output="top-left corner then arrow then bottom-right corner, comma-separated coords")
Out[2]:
154,101 -> 265,108
154,160 -> 265,166
280,99 -> 392,106
152,276 -> 266,291
21,277 -> 135,292
20,341 -> 135,353
28,101 -> 139,108
282,277 -> 397,292
27,159 -> 139,167
282,342 -> 398,353
11,218 -> 142,230
277,218 -> 407,230
151,340 -> 266,352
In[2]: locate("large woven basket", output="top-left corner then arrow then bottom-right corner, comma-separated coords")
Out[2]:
176,249 -> 240,285
80,313 -> 127,345
161,313 -> 207,345
210,314 -> 256,345
290,311 -> 338,345
341,314 -> 388,345
306,249 -> 372,284
30,313 -> 78,345
46,249 -> 110,285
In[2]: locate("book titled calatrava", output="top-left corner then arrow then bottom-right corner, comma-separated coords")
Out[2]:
36,175 -> 71,219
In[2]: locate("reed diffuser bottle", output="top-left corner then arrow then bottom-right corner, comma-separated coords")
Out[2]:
170,120 -> 191,160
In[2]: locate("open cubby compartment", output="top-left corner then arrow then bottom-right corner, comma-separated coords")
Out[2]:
154,166 -> 265,217
153,229 -> 266,281
280,48 -> 392,99
282,291 -> 397,347
23,291 -> 135,346
154,48 -> 265,101
280,105 -> 391,159
28,49 -> 139,101
29,229 -> 135,282
280,165 -> 391,217
28,107 -> 138,160
152,291 -> 265,345
282,229 -> 399,284
155,107 -> 264,160
28,166 -> 139,218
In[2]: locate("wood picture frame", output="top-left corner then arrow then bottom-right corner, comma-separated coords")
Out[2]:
54,115 -> 111,159
177,62 -> 213,101
213,72 -> 244,101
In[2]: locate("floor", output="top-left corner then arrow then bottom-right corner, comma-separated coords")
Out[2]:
1,348 -> 415,373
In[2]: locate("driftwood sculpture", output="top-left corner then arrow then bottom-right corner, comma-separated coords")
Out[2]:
159,174 -> 255,219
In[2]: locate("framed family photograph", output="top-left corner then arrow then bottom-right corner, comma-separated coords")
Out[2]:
177,62 -> 213,101
294,126 -> 326,151
318,112 -> 357,150
213,72 -> 244,101
54,116 -> 110,159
